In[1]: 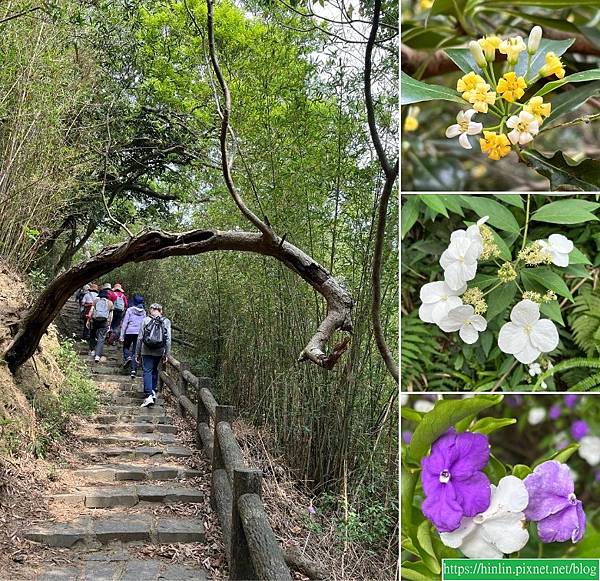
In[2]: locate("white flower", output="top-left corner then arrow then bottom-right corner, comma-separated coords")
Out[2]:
445,109 -> 483,150
541,380 -> 548,390
418,281 -> 466,326
528,407 -> 546,425
528,362 -> 542,376
400,393 -> 409,406
537,234 -> 574,267
578,435 -> 600,466
439,305 -> 487,344
440,240 -> 479,291
440,476 -> 529,559
498,300 -> 559,364
414,399 -> 435,413
506,111 -> 539,146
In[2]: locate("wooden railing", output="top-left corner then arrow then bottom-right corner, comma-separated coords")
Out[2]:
158,354 -> 293,581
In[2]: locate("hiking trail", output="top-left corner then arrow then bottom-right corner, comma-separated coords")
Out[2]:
20,299 -> 213,580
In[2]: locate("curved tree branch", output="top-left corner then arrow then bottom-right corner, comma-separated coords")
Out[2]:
365,0 -> 399,383
4,228 -> 353,372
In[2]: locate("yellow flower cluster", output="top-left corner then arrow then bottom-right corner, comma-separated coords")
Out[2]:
518,242 -> 553,266
522,290 -> 558,304
463,287 -> 487,315
524,96 -> 552,123
456,72 -> 496,113
480,225 -> 501,260
480,131 -> 511,160
497,72 -> 527,102
540,52 -> 565,79
498,262 -> 517,283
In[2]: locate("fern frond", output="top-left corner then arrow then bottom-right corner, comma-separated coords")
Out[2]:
570,372 -> 600,392
568,287 -> 600,357
535,357 -> 600,391
400,313 -> 442,388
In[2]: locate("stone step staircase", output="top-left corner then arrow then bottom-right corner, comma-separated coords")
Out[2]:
24,302 -> 211,580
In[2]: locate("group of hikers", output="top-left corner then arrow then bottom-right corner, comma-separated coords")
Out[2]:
76,282 -> 171,408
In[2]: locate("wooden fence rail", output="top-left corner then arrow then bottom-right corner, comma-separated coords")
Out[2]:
158,353 -> 299,581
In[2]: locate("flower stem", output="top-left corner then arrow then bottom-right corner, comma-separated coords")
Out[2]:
483,281 -> 504,296
520,194 -> 531,252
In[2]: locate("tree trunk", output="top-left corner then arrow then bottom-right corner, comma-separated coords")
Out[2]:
4,228 -> 353,372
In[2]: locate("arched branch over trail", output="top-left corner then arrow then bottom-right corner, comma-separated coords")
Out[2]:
3,228 -> 353,372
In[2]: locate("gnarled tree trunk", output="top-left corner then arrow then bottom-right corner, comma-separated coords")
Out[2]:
4,228 -> 353,372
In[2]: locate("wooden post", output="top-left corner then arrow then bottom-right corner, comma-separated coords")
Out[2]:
196,382 -> 209,448
230,468 -> 262,581
178,362 -> 190,418
211,405 -> 235,509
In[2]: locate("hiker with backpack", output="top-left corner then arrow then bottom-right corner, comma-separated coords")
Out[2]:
119,294 -> 146,378
80,283 -> 99,340
87,283 -> 114,362
135,303 -> 171,408
107,283 -> 128,343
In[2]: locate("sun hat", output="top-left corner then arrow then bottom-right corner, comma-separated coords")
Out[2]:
102,282 -> 112,290
113,283 -> 124,292
150,303 -> 163,312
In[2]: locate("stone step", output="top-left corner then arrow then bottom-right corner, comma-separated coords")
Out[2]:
99,405 -> 166,414
95,414 -> 173,425
91,366 -> 129,375
84,445 -> 192,460
74,463 -> 201,482
100,396 -> 164,406
91,423 -> 178,435
51,484 -> 204,508
35,557 -> 207,580
92,374 -> 137,383
78,432 -> 174,445
25,515 -> 205,547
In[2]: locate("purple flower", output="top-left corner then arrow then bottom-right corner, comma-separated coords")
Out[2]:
421,429 -> 491,533
549,404 -> 561,420
505,395 -> 524,408
524,461 -> 586,543
571,420 -> 589,441
402,431 -> 413,444
564,395 -> 578,409
595,471 -> 600,483
308,505 -> 316,515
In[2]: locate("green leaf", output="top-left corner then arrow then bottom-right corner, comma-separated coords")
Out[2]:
522,150 -> 600,191
531,198 -> 600,223
401,71 -> 465,105
570,525 -> 600,557
416,521 -> 441,575
443,48 -> 482,75
408,396 -> 503,462
486,282 -> 517,320
540,300 -> 564,325
533,443 -> 579,468
485,0 -> 600,6
460,195 -> 521,233
512,464 -> 532,479
494,194 -> 523,209
401,466 -> 419,535
521,267 -> 573,301
544,81 -> 600,125
470,417 -> 517,435
401,561 -> 439,581
534,69 -> 600,98
418,194 -> 448,217
401,407 -> 424,423
471,273 -> 499,290
569,247 -> 591,265
484,453 -> 507,485
490,230 -> 512,261
402,195 -> 421,239
515,39 -> 574,79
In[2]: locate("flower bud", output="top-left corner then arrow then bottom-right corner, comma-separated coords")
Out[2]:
528,26 -> 542,55
469,40 -> 487,68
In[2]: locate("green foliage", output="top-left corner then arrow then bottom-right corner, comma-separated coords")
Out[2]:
400,313 -> 441,388
569,286 -> 600,357
31,339 -> 98,457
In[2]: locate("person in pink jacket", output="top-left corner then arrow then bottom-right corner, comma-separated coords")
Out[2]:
119,294 -> 146,377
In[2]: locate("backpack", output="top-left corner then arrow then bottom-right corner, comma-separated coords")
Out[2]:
92,298 -> 110,322
114,294 -> 125,311
142,316 -> 167,349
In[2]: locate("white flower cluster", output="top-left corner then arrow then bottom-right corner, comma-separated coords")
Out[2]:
418,219 -> 570,364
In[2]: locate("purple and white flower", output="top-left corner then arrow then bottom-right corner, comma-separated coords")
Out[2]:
564,394 -> 578,409
498,300 -> 559,364
528,407 -> 546,425
524,461 -> 586,543
571,420 -> 589,441
440,475 -> 529,558
421,429 -> 491,533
